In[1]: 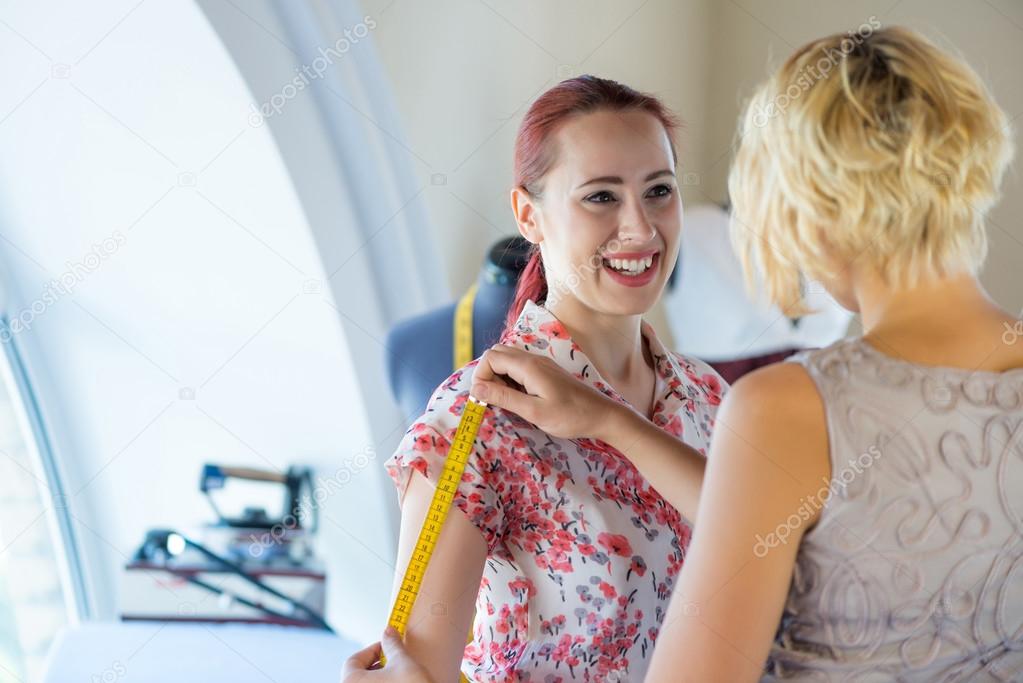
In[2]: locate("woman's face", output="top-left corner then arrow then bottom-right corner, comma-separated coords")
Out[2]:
515,109 -> 682,317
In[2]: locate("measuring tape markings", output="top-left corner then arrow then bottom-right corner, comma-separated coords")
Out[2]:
381,284 -> 484,674
383,395 -> 488,666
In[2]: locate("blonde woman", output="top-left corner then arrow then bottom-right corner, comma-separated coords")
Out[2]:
346,26 -> 1021,681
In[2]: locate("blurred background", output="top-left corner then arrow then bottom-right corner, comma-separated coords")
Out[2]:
0,0 -> 1018,680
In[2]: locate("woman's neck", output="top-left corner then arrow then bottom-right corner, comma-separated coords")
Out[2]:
857,270 -> 994,334
854,268 -> 1020,369
546,296 -> 652,386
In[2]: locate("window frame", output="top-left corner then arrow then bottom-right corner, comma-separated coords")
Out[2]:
1,314 -> 90,622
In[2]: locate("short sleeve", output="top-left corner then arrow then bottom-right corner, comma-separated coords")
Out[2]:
384,410 -> 508,555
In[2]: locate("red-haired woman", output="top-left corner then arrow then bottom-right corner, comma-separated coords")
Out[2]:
346,74 -> 726,683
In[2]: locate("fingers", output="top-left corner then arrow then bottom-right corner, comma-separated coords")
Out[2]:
472,345 -> 536,391
341,641 -> 383,677
472,348 -> 498,384
472,378 -> 539,422
380,626 -> 404,657
471,345 -> 547,421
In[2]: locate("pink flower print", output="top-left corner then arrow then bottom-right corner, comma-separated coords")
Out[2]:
676,522 -> 693,551
552,634 -> 574,664
508,577 -> 535,601
410,424 -> 435,452
663,415 -> 684,437
546,546 -> 572,573
539,320 -> 569,340
449,392 -> 468,416
700,373 -> 723,405
512,603 -> 529,632
628,555 -> 647,579
495,604 -> 512,634
597,532 -> 632,558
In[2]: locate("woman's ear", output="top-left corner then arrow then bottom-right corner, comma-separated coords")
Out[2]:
510,187 -> 542,245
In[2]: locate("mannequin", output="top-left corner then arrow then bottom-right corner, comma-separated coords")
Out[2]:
386,236 -> 531,420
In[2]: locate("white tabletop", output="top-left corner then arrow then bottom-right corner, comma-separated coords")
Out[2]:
42,621 -> 360,683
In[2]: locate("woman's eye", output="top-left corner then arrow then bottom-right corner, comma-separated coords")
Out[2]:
646,184 -> 673,199
584,191 -> 615,204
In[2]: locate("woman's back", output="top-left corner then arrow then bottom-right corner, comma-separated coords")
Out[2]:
766,335 -> 1023,680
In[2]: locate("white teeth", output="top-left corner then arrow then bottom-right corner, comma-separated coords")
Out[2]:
605,254 -> 655,274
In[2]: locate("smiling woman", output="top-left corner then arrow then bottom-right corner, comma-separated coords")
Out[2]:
353,75 -> 727,683
505,77 -> 682,331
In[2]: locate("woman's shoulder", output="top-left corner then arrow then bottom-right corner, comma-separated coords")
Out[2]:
415,359 -> 529,437
723,362 -> 826,461
716,361 -> 830,485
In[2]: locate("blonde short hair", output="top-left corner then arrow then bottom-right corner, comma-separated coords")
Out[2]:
728,25 -> 1015,313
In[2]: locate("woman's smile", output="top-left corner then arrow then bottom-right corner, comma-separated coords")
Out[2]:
601,250 -> 661,287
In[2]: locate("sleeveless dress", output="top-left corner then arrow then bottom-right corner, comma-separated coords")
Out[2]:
765,338 -> 1023,681
385,299 -> 726,682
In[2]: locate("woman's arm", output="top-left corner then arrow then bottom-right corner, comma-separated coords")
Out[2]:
644,362 -> 830,682
471,344 -> 707,522
389,469 -> 487,682
596,402 -> 707,522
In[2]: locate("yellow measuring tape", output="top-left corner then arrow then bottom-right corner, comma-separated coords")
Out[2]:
381,285 -> 483,677
454,282 -> 478,369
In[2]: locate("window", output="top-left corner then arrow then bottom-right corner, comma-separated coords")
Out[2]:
0,317 -> 71,682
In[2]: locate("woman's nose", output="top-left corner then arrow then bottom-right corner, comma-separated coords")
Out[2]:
617,197 -> 656,243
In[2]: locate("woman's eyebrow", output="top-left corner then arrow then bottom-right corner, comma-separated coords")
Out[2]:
576,169 -> 675,189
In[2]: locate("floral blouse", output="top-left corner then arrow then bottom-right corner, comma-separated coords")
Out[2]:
384,299 -> 727,682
